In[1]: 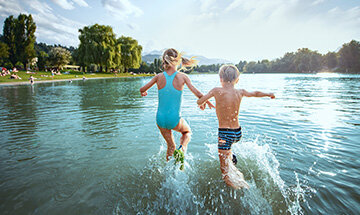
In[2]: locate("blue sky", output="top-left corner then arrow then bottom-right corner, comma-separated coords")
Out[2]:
0,0 -> 359,62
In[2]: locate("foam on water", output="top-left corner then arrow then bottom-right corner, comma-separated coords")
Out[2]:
110,136 -> 306,214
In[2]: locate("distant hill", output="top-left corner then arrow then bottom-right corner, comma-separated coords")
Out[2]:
142,50 -> 233,66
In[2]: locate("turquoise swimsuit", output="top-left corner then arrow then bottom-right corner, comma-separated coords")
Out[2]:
156,71 -> 182,129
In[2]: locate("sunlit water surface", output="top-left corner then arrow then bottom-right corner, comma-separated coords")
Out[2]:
0,74 -> 359,214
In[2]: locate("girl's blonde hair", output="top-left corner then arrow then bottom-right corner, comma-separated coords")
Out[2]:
219,64 -> 240,82
162,48 -> 198,71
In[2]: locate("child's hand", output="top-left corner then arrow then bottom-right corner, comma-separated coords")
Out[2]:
141,91 -> 148,97
206,101 -> 215,109
269,93 -> 275,99
199,103 -> 206,110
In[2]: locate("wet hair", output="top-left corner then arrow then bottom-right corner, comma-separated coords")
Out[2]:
219,64 -> 240,83
162,48 -> 197,71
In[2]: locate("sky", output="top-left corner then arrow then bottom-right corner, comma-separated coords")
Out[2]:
0,0 -> 359,62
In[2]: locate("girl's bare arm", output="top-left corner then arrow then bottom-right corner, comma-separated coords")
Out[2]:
184,75 -> 215,109
140,75 -> 158,96
197,89 -> 215,106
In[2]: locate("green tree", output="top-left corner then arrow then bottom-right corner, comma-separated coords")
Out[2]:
117,36 -> 142,73
3,15 -> 17,66
37,51 -> 48,71
151,58 -> 162,73
2,14 -> 36,69
129,61 -> 151,74
49,47 -> 71,69
322,52 -> 338,69
338,40 -> 360,73
293,48 -> 321,73
236,60 -> 247,72
78,24 -> 121,72
16,14 -> 36,69
0,42 -> 9,64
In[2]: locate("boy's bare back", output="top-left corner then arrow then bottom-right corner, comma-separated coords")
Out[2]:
211,87 -> 244,129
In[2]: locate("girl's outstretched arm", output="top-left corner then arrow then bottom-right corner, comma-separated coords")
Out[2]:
197,89 -> 215,106
140,75 -> 158,97
184,75 -> 215,109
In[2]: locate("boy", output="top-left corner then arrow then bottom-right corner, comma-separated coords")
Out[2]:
29,75 -> 35,85
197,65 -> 275,189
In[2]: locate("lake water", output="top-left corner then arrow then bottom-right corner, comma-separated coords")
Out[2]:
0,74 -> 359,214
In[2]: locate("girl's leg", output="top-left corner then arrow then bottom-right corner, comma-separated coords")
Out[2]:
173,118 -> 191,153
157,125 -> 176,161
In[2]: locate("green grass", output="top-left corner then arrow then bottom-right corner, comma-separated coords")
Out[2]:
0,70 -> 153,83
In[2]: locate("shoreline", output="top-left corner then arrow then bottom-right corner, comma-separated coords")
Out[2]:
0,75 -> 152,86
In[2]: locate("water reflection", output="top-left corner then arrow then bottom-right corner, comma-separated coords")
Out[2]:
0,86 -> 39,154
79,78 -> 145,137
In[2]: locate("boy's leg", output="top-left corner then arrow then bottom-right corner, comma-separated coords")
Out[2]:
218,149 -> 250,189
218,149 -> 238,189
173,118 -> 191,153
157,125 -> 176,161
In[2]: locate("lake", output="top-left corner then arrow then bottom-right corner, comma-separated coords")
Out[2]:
0,73 -> 359,214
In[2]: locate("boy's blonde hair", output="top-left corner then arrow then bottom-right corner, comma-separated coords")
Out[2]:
219,64 -> 240,82
162,48 -> 198,71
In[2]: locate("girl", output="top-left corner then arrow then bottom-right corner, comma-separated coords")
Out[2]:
140,48 -> 214,161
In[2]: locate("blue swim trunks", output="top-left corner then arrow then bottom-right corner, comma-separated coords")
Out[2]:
218,127 -> 242,150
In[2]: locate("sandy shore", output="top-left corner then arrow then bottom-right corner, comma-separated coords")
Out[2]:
0,76 -> 141,86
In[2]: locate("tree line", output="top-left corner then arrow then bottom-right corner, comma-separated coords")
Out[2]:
0,14 -> 142,73
195,40 -> 360,74
1,14 -> 359,74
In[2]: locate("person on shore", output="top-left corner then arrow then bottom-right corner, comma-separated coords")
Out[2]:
197,64 -> 275,189
10,73 -> 21,79
140,48 -> 214,167
29,75 -> 35,85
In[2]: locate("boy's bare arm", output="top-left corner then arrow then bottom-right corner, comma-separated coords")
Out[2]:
241,89 -> 275,98
140,75 -> 158,96
197,89 -> 215,105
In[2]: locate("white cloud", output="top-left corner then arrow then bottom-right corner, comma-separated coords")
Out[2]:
312,0 -> 325,6
51,0 -> 89,10
51,0 -> 74,10
199,0 -> 216,12
0,0 -> 23,17
72,0 -> 89,7
101,0 -> 143,20
0,0 -> 84,46
29,0 -> 53,14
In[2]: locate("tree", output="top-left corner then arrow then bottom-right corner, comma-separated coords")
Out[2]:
338,40 -> 360,73
77,24 -> 120,72
2,14 -> 36,69
322,52 -> 338,69
16,14 -> 36,69
49,47 -> 71,69
117,36 -> 142,73
151,58 -> 162,73
3,15 -> 17,67
236,61 -> 247,72
0,42 -> 9,64
37,51 -> 48,71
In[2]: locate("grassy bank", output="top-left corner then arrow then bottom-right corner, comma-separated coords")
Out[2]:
0,70 -> 153,84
